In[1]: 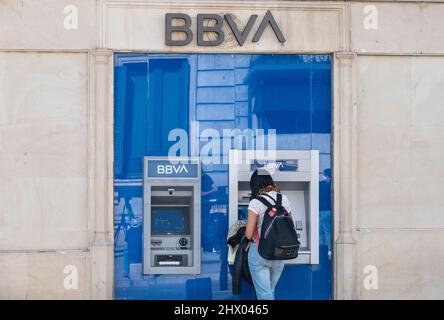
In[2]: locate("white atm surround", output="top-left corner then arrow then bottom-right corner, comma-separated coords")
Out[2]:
229,150 -> 319,264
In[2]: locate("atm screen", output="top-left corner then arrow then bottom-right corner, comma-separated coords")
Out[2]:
151,207 -> 189,235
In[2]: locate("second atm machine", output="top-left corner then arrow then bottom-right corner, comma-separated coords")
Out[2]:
229,150 -> 319,264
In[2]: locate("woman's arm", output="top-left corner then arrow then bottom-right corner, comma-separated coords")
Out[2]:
245,210 -> 258,240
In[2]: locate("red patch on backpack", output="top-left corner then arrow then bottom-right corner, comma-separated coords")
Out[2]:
268,208 -> 277,217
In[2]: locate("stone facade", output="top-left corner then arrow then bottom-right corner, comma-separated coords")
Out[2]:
0,0 -> 443,299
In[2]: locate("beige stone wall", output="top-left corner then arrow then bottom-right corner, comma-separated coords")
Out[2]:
0,52 -> 89,251
350,3 -> 444,53
0,0 -> 444,299
0,0 -> 96,49
0,51 -> 91,298
356,55 -> 444,299
0,251 -> 90,299
0,52 -> 90,299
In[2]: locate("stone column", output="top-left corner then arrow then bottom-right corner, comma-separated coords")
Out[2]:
89,49 -> 114,299
334,52 -> 358,300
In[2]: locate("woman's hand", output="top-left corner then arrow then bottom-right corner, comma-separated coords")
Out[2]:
245,210 -> 258,240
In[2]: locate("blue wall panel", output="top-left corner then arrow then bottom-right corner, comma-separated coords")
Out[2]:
114,53 -> 332,300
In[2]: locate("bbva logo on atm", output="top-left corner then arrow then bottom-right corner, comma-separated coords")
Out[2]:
165,10 -> 286,46
157,164 -> 189,175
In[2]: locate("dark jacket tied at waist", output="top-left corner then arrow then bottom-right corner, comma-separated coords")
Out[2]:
227,222 -> 253,295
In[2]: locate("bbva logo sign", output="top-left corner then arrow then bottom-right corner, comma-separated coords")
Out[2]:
157,164 -> 189,175
165,10 -> 286,47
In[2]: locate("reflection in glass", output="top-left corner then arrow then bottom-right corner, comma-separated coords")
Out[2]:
114,54 -> 332,300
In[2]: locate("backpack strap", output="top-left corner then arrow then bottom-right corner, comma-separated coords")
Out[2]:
253,227 -> 260,246
261,193 -> 276,205
259,193 -> 282,207
276,193 -> 282,206
255,195 -> 274,209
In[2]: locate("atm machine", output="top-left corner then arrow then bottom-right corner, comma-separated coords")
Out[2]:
229,150 -> 319,264
143,156 -> 201,274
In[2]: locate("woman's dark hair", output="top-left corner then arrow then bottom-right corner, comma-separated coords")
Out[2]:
249,169 -> 277,200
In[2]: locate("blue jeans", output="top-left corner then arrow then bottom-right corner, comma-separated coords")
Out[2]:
248,243 -> 285,300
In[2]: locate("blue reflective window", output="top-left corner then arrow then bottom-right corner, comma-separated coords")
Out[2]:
114,57 -> 190,179
247,55 -> 312,134
114,53 -> 332,300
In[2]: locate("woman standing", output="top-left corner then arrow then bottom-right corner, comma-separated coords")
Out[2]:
245,169 -> 292,300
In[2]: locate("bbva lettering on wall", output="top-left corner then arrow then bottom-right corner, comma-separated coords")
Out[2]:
165,10 -> 286,46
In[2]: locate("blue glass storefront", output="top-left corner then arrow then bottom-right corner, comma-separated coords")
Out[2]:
113,53 -> 332,300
